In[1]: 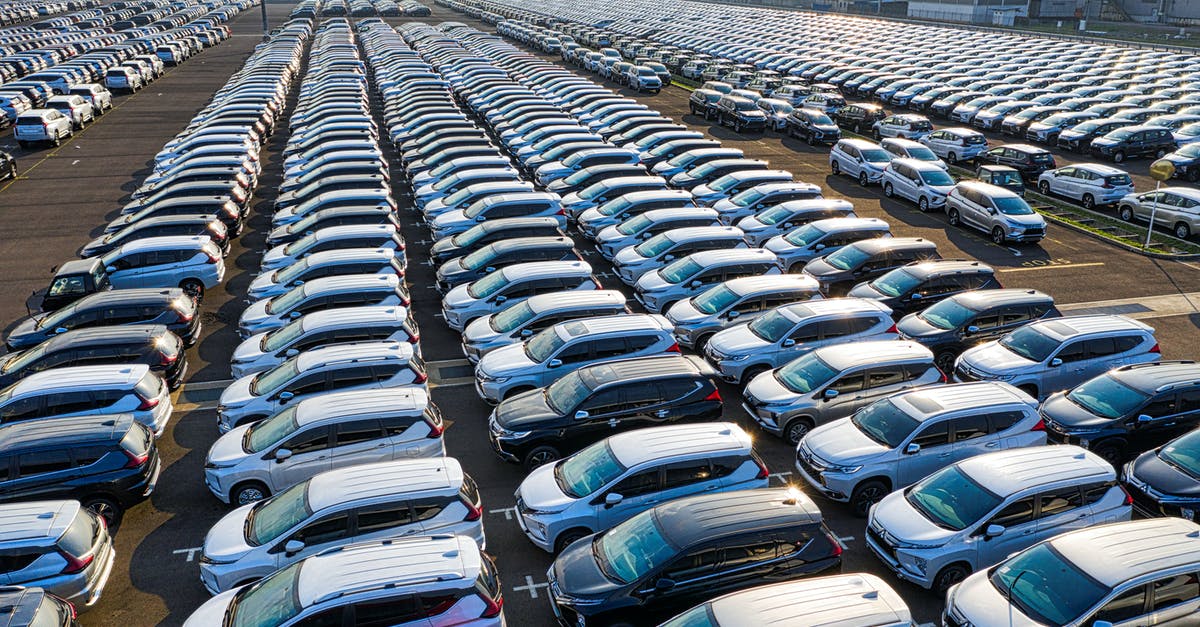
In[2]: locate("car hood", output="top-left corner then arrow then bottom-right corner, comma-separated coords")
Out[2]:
183,590 -> 238,627
259,245 -> 291,268
744,369 -> 798,404
7,317 -> 40,346
712,198 -> 738,211
239,299 -> 272,327
1040,392 -> 1111,429
737,215 -> 767,231
896,314 -> 954,340
495,388 -> 559,431
847,281 -> 888,301
442,283 -> 477,310
463,315 -> 504,344
231,334 -> 269,364
805,419 -> 890,466
477,341 -> 538,377
871,490 -> 957,545
1058,129 -> 1086,139
1131,449 -> 1200,498
691,184 -> 718,197
203,504 -> 254,563
518,460 -> 575,512
958,342 -> 1037,374
947,575 -> 1041,627
1091,136 -> 1120,147
247,271 -> 281,293
666,298 -> 710,324
708,325 -> 770,355
208,426 -> 252,467
431,210 -> 470,230
1002,212 -> 1045,228
553,534 -> 621,598
802,256 -> 838,278
218,376 -> 256,408
635,271 -> 671,292
612,246 -> 648,266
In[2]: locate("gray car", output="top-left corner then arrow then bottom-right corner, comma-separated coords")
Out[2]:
666,274 -> 823,350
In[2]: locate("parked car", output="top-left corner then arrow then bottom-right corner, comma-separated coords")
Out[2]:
919,127 -> 988,164
802,237 -> 940,296
829,138 -> 893,186
7,288 -> 199,351
1116,186 -> 1200,240
13,109 -> 72,147
847,259 -> 1001,316
0,325 -> 187,390
1091,124 -> 1176,163
880,158 -> 957,212
784,107 -> 840,146
945,181 -> 1047,245
0,501 -> 114,607
765,217 -> 892,273
1036,163 -> 1134,209
977,143 -> 1057,181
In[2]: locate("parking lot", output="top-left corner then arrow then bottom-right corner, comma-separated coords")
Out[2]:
1,1 -> 1200,625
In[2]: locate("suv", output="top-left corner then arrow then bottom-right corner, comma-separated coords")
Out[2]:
868,445 -> 1129,593
205,388 -> 444,506
635,248 -> 781,314
1042,361 -> 1200,465
13,109 -> 72,148
714,96 -> 768,133
67,83 -> 112,115
0,587 -> 78,627
1037,164 -> 1134,209
802,237 -> 941,296
45,95 -> 93,130
613,226 -> 748,285
436,237 -> 579,293
260,224 -> 405,271
0,325 -> 187,390
945,181 -> 1047,245
429,217 -> 564,263
247,248 -> 404,302
847,260 -> 1001,316
462,291 -> 629,362
216,341 -> 426,432
667,275 -> 822,349
595,208 -> 721,258
831,103 -> 886,134
441,260 -> 597,332
829,138 -> 893,186
0,364 -> 171,435
954,314 -> 1161,400
197,459 -> 482,593
785,108 -> 841,146
238,274 -> 409,338
0,415 -> 158,525
7,288 -> 198,351
1091,124 -> 1176,163
919,127 -> 988,164
736,199 -> 853,247
1117,186 -> 1200,240
1124,425 -> 1200,519
474,314 -> 676,403
872,114 -> 933,140
704,297 -> 897,385
547,487 -> 842,626
943,518 -> 1200,627
713,182 -> 824,227
881,138 -> 948,170
688,88 -> 723,120
897,288 -> 1060,373
188,536 -> 502,627
977,144 -> 1056,180
96,235 -> 224,298
512,421 -> 766,553
766,217 -> 892,273
0,501 -> 114,608
880,158 -> 957,213
743,340 -> 943,445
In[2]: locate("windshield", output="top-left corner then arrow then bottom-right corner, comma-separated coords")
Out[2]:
756,204 -> 796,225
851,399 -> 919,448
261,318 -> 306,353
226,560 -> 304,627
467,271 -> 509,299
870,268 -> 923,298
658,257 -> 702,283
907,466 -> 1003,530
692,284 -> 740,314
524,328 -> 566,363
1177,143 -> 1200,157
553,441 -> 626,498
990,544 -> 1108,625
245,406 -> 299,453
265,284 -> 307,315
918,298 -> 978,330
1178,123 -> 1200,138
749,309 -> 798,342
544,371 -> 593,414
807,111 -> 834,125
783,223 -> 826,246
247,482 -> 311,546
907,146 -> 939,161
994,196 -> 1034,215
1072,121 -> 1101,133
616,214 -> 653,235
491,301 -> 535,333
460,245 -> 498,271
452,224 -> 487,246
442,187 -> 475,207
730,188 -> 766,207
1067,374 -> 1149,419
273,258 -> 313,285
861,149 -> 893,164
634,233 -> 676,257
250,360 -> 299,396
1160,429 -> 1200,479
432,173 -> 463,191
776,353 -> 838,394
824,244 -> 872,271
0,345 -> 46,374
920,169 -> 955,186
597,510 -> 677,584
999,326 -> 1059,363
282,232 -> 316,256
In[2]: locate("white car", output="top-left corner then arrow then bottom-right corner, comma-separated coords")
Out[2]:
1036,163 -> 1134,209
872,113 -> 933,140
919,127 -> 988,164
13,109 -> 72,147
881,158 -> 957,212
830,138 -> 893,186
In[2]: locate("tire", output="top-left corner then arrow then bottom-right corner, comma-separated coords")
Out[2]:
991,226 -> 1006,245
51,133 -> 61,147
1187,169 -> 1200,183
1082,193 -> 1095,210
1018,385 -> 1038,399
180,279 -> 204,299
783,416 -> 814,446
659,300 -> 677,315
947,208 -> 961,227
554,528 -> 591,554
1175,222 -> 1192,239
935,351 -> 957,374
858,171 -> 869,186
831,160 -> 841,175
1155,148 -> 1167,158
740,365 -> 768,385
83,496 -> 122,528
948,152 -> 958,164
232,481 -> 270,506
933,564 -> 971,595
806,134 -> 816,146
918,196 -> 930,213
524,445 -> 561,471
734,119 -> 742,133
1038,180 -> 1050,195
883,182 -> 894,198
1120,206 -> 1134,222
1113,150 -> 1125,163
850,480 -> 888,518
694,333 -> 713,350
1090,440 -> 1126,467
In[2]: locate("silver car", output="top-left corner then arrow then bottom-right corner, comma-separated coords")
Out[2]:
944,181 -> 1046,245
765,217 -> 892,273
666,274 -> 822,349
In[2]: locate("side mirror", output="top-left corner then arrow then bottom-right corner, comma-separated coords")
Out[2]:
812,243 -> 826,251
909,293 -> 923,301
782,338 -> 796,347
548,358 -> 563,368
274,448 -> 293,462
476,215 -> 487,222
519,329 -> 533,337
965,325 -> 980,334
905,442 -> 921,455
655,578 -> 676,591
988,207 -> 998,215
1137,414 -> 1154,424
283,539 -> 304,554
823,388 -> 839,400
291,279 -> 305,287
985,524 -> 1005,538
54,327 -> 69,335
726,310 -> 740,319
105,265 -> 117,273
494,295 -> 507,303
284,348 -> 299,358
605,493 -> 623,507
484,266 -> 495,273
575,410 -> 589,419
690,280 -> 701,287
288,311 -> 301,319
278,391 -> 295,403
1049,357 -> 1063,368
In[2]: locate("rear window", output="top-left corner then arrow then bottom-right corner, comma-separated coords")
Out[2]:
475,551 -> 501,602
57,510 -> 98,557
134,372 -> 163,400
121,422 -> 152,458
1106,174 -> 1132,186
460,473 -> 481,509
16,116 -> 43,125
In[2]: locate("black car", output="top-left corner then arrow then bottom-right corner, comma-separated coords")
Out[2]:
548,488 -> 842,626
108,197 -> 245,236
6,288 -> 199,351
489,355 -> 723,469
0,414 -> 159,525
977,144 -> 1056,180
429,217 -> 566,264
830,103 -> 886,134
0,586 -> 79,627
1056,118 -> 1135,154
1162,143 -> 1200,182
687,88 -> 722,120
846,260 -> 1002,317
896,288 -> 1060,373
0,325 -> 187,390
1044,361 -> 1200,465
785,108 -> 841,146
37,259 -> 113,312
802,237 -> 941,297
1091,125 -> 1177,163
713,95 -> 767,133
0,150 -> 15,180
436,236 -> 580,292
79,214 -> 230,258
1123,425 -> 1200,518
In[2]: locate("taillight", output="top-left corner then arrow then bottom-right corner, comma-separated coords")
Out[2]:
556,208 -> 566,215
426,418 -> 444,438
158,351 -> 178,366
124,448 -> 150,468
205,250 -> 219,263
407,333 -> 420,344
481,593 -> 503,618
753,455 -> 769,480
463,497 -> 482,522
176,309 -> 194,323
1149,342 -> 1161,354
1030,417 -> 1046,432
1121,485 -> 1134,506
591,275 -> 603,289
885,323 -> 898,334
703,387 -> 721,402
137,394 -> 159,410
413,371 -> 428,384
825,530 -> 843,557
59,550 -> 94,575
665,342 -> 680,353
938,368 -> 949,383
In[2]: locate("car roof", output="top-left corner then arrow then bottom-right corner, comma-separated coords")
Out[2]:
956,180 -> 1022,198
892,382 -> 1035,421
296,340 -> 414,372
499,260 -> 590,279
610,422 -> 750,468
486,236 -> 574,252
1069,163 -> 1127,176
478,191 -> 560,206
116,235 -> 212,254
581,355 -> 715,388
0,500 -> 79,546
0,586 -> 45,627
1000,143 -> 1051,153
556,313 -> 670,339
307,459 -> 461,512
950,288 -> 1053,310
658,487 -> 822,548
806,217 -> 891,233
1029,314 -> 1153,340
1111,360 -> 1200,393
294,388 -> 428,427
1050,518 -> 1200,587
0,413 -> 134,451
14,364 -> 149,394
662,226 -> 742,242
707,574 -> 910,627
298,305 -> 408,332
43,324 -> 169,350
524,290 -> 626,313
477,217 -> 561,232
847,236 -> 934,253
898,259 -> 993,278
815,340 -> 933,370
1161,186 -> 1200,200
294,248 -> 396,266
959,445 -> 1113,496
890,157 -> 944,172
299,273 -> 401,296
686,248 -> 776,265
297,535 -> 480,608
779,297 -> 893,321
839,138 -> 881,150
721,274 -> 821,295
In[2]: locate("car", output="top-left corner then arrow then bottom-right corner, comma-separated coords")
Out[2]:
897,288 -> 1061,373
67,83 -> 113,114
880,158 -> 957,212
1123,424 -> 1200,519
755,98 -> 793,131
868,444 -> 1129,593
829,138 -> 893,186
594,207 -> 721,258
13,109 -> 72,148
81,214 -> 231,258
872,113 -> 933,140
711,182 -> 824,226
831,102 -> 886,134
634,248 -> 781,314
216,341 -> 426,433
945,181 -> 1047,244
880,137 -> 947,170
764,216 -> 892,273
735,198 -> 853,246
429,191 -> 566,241
801,237 -> 941,297
0,325 -> 187,391
1091,124 -> 1176,163
436,237 -> 579,293
613,226 -> 748,285
1160,142 -> 1200,183
460,290 -> 631,362
977,144 -> 1057,181
259,224 -> 405,271
0,150 -> 15,181
1056,117 -> 1136,153
1116,186 -> 1200,240
247,248 -> 404,302
713,94 -> 767,132
784,107 -> 841,146
847,259 -> 1001,316
953,314 -> 1160,400
0,586 -> 79,627
45,95 -> 94,130
474,313 -> 677,403
429,216 -> 565,263
95,236 -> 224,298
919,127 -> 988,164
0,501 -> 114,607
441,260 -> 597,332
0,414 -> 159,526
943,518 -> 1200,627
1036,163 -> 1134,209
667,274 -> 823,349
547,487 -> 842,627
7,288 -> 199,352
186,535 -> 502,627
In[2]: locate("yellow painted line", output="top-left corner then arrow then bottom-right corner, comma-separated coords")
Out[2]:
998,261 -> 1105,273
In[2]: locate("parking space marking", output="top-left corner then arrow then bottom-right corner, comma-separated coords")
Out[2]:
834,534 -> 855,549
513,575 -> 550,599
768,471 -> 793,486
173,547 -> 204,562
998,261 -> 1104,273
489,506 -> 517,521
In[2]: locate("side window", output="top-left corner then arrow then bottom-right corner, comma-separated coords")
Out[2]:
658,379 -> 698,402
829,372 -> 865,394
665,548 -> 722,581
709,456 -> 744,480
1152,573 -> 1200,612
282,426 -> 331,455
788,322 -> 820,343
0,553 -> 42,573
624,384 -> 665,409
580,388 -> 624,414
554,341 -> 591,364
1084,337 -> 1117,358
292,330 -> 337,352
382,416 -> 418,437
328,367 -> 377,390
1000,307 -> 1032,326
16,450 -> 73,477
987,497 -> 1035,528
335,420 -> 383,447
662,460 -> 713,490
1177,389 -> 1200,414
593,337 -> 633,360
910,421 -> 950,448
1054,341 -> 1087,363
866,367 -> 906,389
44,391 -> 96,415
990,411 -> 1027,432
1091,586 -> 1147,624
1141,395 -> 1177,418
292,513 -> 350,546
1112,335 -> 1143,354
1037,487 -> 1084,518
286,373 -> 328,396
611,469 -> 660,497
952,414 -> 990,442
625,334 -> 659,354
720,540 -> 778,569
0,397 -> 41,422
351,595 -> 423,627
294,607 -> 343,627
412,497 -> 447,522
355,505 -> 414,534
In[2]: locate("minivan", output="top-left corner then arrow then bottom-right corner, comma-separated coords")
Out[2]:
743,340 -> 943,445
847,260 -> 1001,316
919,127 -> 988,164
441,261 -> 597,332
0,501 -> 114,608
635,248 -> 781,314
880,158 -> 957,213
0,325 -> 187,390
613,226 -> 748,285
436,236 -> 579,292
945,181 -> 1047,245
829,138 -> 893,186
0,365 -> 172,436
197,459 -> 483,594
490,356 -> 725,472
6,288 -> 199,352
765,217 -> 892,273
237,274 -> 409,338
96,236 -> 224,298
594,208 -> 721,259
429,216 -> 565,264
246,248 -> 404,302
802,237 -> 941,296
259,224 -> 405,271
667,275 -> 823,349
461,290 -> 629,362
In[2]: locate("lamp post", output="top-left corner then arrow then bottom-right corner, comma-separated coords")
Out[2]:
260,0 -> 269,37
1145,158 -> 1176,250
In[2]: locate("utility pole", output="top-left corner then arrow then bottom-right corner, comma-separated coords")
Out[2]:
260,0 -> 269,37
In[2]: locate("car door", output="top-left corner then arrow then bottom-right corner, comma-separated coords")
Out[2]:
8,450 -> 76,502
1032,486 -> 1092,545
329,419 -> 391,468
270,425 -> 333,488
142,249 -> 183,288
1045,339 -> 1088,392
270,510 -> 351,568
897,419 -> 953,485
594,466 -> 663,530
973,496 -> 1037,567
1078,336 -> 1123,380
948,413 -> 998,462
104,251 -> 145,289
1147,572 -> 1200,625
859,365 -> 920,409
1051,166 -> 1078,197
569,387 -> 629,448
818,369 -> 867,418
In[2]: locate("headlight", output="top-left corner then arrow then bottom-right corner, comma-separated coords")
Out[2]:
216,405 -> 228,414
558,595 -> 604,607
827,464 -> 862,474
497,430 -> 531,440
729,353 -> 750,361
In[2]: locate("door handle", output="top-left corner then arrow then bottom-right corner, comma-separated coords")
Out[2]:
704,485 -> 719,491
984,441 -> 1000,448
937,452 -> 952,458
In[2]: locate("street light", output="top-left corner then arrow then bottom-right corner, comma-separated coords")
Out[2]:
1145,158 -> 1176,249
260,0 -> 269,37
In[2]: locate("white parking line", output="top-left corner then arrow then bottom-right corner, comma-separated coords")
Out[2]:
513,575 -> 549,599
173,547 -> 203,562
489,506 -> 516,521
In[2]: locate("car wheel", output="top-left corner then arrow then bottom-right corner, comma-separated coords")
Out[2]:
694,333 -> 713,350
918,196 -> 931,213
1113,150 -> 1125,163
947,208 -> 961,227
806,134 -> 816,146
934,564 -> 971,595
850,480 -> 888,518
948,152 -> 958,164
784,417 -> 814,446
554,528 -> 591,554
1175,222 -> 1192,239
1038,180 -> 1050,195
858,171 -> 869,186
180,279 -> 204,299
1090,440 -> 1126,467
873,128 -> 881,140
830,160 -> 840,175
524,445 -> 561,471
6,165 -> 15,179
51,133 -> 61,147
991,226 -> 1006,245
1187,169 -> 1200,182
1120,206 -> 1134,222
740,365 -> 768,385
232,481 -> 270,506
1082,194 -> 1095,210
935,351 -> 957,374
883,182 -> 894,198
1155,148 -> 1167,158
83,496 -> 122,528
734,119 -> 743,133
